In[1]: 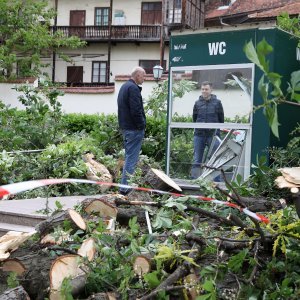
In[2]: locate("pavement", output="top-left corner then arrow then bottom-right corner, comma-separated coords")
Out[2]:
0,195 -> 101,235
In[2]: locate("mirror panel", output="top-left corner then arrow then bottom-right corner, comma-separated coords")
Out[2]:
170,65 -> 253,124
168,127 -> 249,181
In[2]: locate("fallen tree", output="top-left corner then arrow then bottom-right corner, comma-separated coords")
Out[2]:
0,168 -> 299,299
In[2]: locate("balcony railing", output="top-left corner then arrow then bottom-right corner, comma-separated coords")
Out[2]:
51,25 -> 163,42
61,82 -> 115,87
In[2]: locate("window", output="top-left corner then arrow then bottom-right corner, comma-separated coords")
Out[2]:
139,60 -> 166,74
95,8 -> 109,26
166,0 -> 182,23
92,61 -> 107,83
141,2 -> 162,25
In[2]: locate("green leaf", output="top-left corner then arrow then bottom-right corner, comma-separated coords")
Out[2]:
244,40 -> 264,71
256,38 -> 273,72
288,70 -> 300,102
164,201 -> 187,211
202,280 -> 214,292
152,209 -> 173,229
143,271 -> 161,288
258,75 -> 269,102
266,103 -> 280,138
228,249 -> 249,273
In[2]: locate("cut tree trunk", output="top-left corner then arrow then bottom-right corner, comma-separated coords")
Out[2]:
7,252 -> 58,300
77,238 -> 96,261
49,254 -> 86,296
240,197 -> 283,212
82,197 -> 118,218
35,209 -> 86,236
116,207 -> 147,225
145,168 -> 182,192
0,286 -> 30,300
132,254 -> 154,276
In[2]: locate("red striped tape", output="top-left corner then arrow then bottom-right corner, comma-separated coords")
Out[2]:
0,178 -> 270,224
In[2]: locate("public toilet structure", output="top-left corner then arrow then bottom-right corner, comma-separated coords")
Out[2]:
166,25 -> 300,182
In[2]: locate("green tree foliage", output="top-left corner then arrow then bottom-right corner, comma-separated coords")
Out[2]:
244,39 -> 300,138
277,12 -> 300,46
0,0 -> 85,79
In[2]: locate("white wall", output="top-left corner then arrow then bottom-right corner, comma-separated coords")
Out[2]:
0,81 -> 251,119
0,80 -> 157,115
172,89 -> 252,120
54,0 -> 162,26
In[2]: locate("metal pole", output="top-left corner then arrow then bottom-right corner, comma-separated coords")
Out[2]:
107,0 -> 113,84
159,0 -> 165,68
52,0 -> 58,83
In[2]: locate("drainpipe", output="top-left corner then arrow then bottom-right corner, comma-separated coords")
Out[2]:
159,0 -> 165,68
107,0 -> 113,84
52,0 -> 58,83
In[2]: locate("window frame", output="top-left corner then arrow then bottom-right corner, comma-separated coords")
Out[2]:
92,61 -> 107,83
94,7 -> 110,26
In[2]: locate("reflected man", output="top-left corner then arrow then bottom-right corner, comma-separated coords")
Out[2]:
191,81 -> 224,179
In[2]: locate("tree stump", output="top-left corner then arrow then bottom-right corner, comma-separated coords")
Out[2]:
78,238 -> 96,261
35,209 -> 86,236
132,254 -> 154,276
49,254 -> 87,298
6,252 -> 57,300
82,197 -> 118,218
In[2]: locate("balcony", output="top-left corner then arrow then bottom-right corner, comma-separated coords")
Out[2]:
51,25 -> 164,42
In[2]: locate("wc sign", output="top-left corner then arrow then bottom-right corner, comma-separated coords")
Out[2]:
208,41 -> 226,55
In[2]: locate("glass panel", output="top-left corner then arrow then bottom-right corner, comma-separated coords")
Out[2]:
95,8 -> 109,26
170,65 -> 253,124
169,127 -> 249,182
100,75 -> 106,83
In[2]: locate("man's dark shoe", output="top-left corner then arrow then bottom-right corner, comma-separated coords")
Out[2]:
120,190 -> 130,196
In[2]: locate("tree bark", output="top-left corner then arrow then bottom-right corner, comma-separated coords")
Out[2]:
0,286 -> 30,300
240,197 -> 283,212
116,207 -> 147,225
35,209 -> 86,236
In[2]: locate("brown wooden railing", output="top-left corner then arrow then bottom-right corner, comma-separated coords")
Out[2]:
61,82 -> 115,87
51,25 -> 163,41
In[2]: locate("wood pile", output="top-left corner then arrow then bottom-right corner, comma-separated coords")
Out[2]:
0,167 -> 298,299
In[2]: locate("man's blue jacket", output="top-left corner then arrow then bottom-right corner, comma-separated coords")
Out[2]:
117,79 -> 146,130
193,94 -> 224,136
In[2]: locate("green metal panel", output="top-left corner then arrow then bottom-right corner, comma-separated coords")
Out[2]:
170,29 -> 256,67
168,27 -> 300,176
251,28 -> 300,162
271,29 -> 300,148
251,29 -> 276,163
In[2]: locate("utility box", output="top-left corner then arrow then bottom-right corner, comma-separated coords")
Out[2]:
166,25 -> 300,181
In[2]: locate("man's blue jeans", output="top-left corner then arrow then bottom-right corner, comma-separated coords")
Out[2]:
120,129 -> 144,193
191,135 -> 220,180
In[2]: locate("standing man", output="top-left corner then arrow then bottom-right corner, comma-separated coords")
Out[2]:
191,81 -> 224,179
117,66 -> 146,194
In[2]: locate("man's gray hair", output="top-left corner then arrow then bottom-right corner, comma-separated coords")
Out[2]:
131,66 -> 146,77
201,81 -> 213,87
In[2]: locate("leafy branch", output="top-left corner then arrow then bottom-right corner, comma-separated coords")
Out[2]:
243,39 -> 300,138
